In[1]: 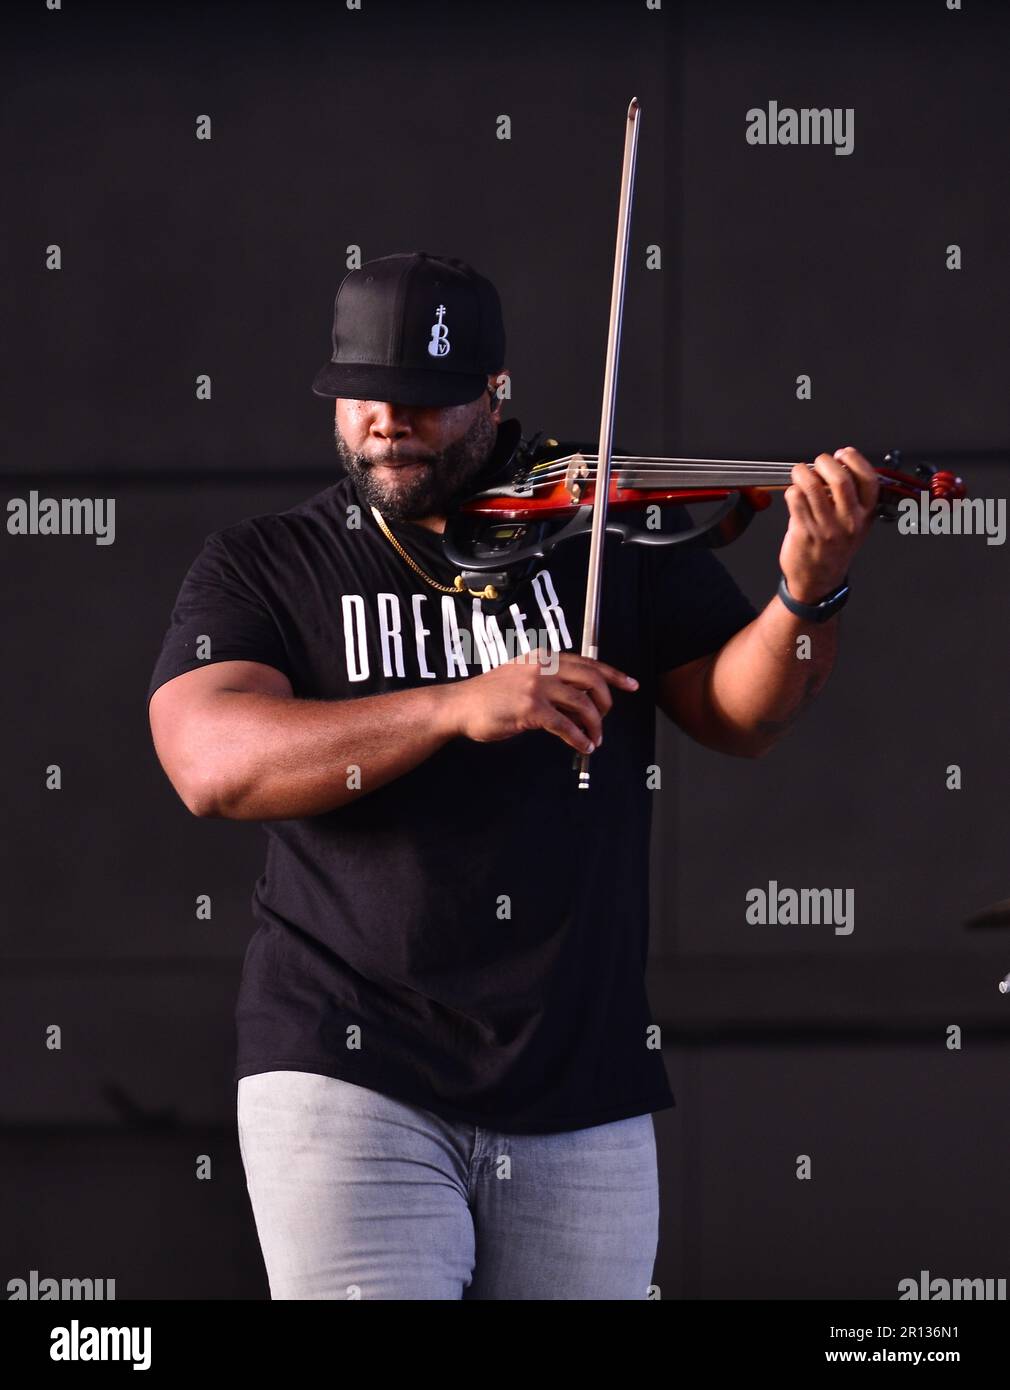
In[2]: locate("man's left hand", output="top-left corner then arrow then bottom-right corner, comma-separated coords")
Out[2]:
778,446 -> 880,603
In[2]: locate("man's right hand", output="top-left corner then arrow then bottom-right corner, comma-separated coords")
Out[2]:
443,650 -> 639,755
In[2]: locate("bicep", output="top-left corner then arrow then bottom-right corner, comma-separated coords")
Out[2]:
149,660 -> 293,805
656,651 -> 716,731
643,522 -> 757,700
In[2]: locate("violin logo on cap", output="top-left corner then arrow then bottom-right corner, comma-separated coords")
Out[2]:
427,303 -> 450,358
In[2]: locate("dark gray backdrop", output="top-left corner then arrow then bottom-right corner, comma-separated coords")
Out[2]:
2,0 -> 1008,1299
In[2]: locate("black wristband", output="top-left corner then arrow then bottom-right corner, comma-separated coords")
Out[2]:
777,573 -> 850,623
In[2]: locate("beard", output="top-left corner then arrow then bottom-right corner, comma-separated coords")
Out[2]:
333,411 -> 498,522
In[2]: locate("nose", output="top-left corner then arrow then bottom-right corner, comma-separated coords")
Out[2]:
366,401 -> 415,441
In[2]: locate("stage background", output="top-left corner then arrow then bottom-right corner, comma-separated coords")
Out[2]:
2,0 -> 1008,1298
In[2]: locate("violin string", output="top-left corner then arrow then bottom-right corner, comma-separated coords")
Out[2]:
530,458 -> 805,475
528,467 -> 796,479
497,454 -> 887,491
523,463 -> 800,485
515,465 -> 799,490
515,478 -> 792,492
526,455 -> 806,479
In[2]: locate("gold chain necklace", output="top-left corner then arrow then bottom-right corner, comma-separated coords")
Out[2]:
369,506 -> 499,600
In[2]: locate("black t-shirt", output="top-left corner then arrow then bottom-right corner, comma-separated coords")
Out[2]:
146,423 -> 758,1133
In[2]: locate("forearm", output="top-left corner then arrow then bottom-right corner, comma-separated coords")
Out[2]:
186,683 -> 461,820
699,593 -> 839,756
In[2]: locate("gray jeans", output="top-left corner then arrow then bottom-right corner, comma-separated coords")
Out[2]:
237,1070 -> 659,1299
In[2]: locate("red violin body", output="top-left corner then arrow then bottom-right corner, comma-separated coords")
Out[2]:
440,431 -> 968,596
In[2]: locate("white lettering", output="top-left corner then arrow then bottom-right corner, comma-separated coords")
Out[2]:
341,594 -> 369,682
412,594 -> 436,679
376,593 -> 405,677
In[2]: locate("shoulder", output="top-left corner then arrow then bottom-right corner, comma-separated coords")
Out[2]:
208,477 -> 354,563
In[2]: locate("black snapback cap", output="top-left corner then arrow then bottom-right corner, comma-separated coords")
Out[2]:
312,251 -> 506,408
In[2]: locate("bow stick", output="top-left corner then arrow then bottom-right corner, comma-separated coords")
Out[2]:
576,95 -> 641,790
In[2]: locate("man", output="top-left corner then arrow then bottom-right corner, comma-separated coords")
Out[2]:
147,251 -> 878,1300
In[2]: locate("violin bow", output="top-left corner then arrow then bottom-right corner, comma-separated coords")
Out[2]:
576,95 -> 641,791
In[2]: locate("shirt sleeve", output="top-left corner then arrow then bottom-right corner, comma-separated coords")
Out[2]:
642,506 -> 759,674
146,529 -> 292,706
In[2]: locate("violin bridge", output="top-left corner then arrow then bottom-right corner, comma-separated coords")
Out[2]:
565,452 -> 590,503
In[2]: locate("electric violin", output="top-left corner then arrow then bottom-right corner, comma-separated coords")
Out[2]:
443,98 -> 967,787
442,425 -> 966,593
